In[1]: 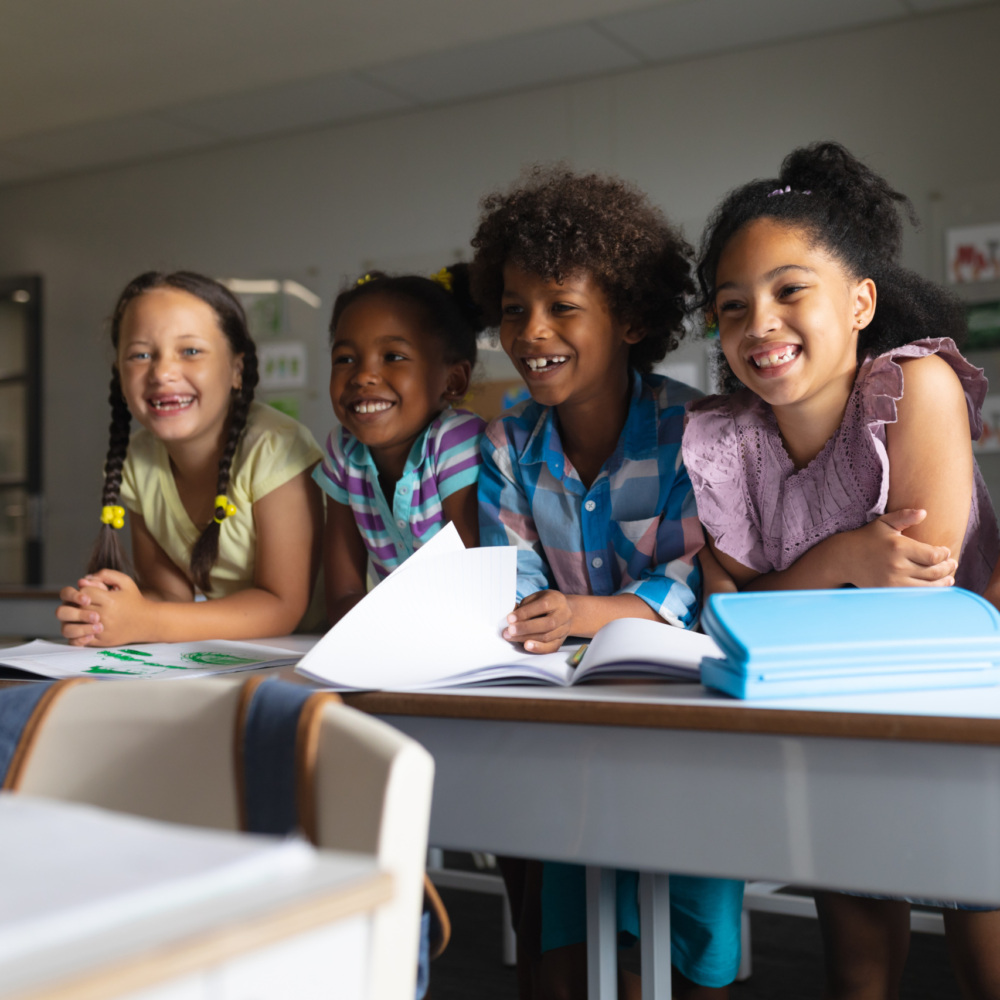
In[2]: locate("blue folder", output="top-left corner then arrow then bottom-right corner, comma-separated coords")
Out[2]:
700,588 -> 1000,699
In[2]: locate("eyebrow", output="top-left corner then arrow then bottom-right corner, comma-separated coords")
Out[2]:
332,334 -> 412,348
716,263 -> 816,293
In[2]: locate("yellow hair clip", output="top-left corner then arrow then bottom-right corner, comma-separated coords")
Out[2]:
430,267 -> 453,293
213,495 -> 237,524
356,273 -> 374,287
100,505 -> 125,530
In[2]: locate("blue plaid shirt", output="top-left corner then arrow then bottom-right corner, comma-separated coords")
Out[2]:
479,372 -> 704,628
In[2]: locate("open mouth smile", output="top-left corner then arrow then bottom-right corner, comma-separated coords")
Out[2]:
349,399 -> 394,414
148,395 -> 194,412
523,355 -> 569,373
750,345 -> 801,370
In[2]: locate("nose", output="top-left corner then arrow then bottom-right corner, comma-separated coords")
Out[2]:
148,356 -> 179,382
745,297 -> 779,339
521,306 -> 552,342
350,356 -> 381,386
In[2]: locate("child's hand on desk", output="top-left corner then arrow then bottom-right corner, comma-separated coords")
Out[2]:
503,591 -> 577,654
57,570 -> 152,647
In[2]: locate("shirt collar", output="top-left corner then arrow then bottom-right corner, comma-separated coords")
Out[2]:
518,370 -> 653,476
343,418 -> 436,479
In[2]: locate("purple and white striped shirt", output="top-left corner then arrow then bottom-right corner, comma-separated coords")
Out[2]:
313,408 -> 485,580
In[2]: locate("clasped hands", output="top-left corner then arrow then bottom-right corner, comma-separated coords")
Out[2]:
56,571 -> 150,647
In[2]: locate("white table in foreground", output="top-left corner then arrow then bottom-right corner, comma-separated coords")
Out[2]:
337,680 -> 1000,998
0,796 -> 392,1000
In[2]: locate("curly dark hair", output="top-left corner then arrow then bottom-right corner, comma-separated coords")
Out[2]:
331,263 -> 482,367
696,142 -> 965,392
470,165 -> 694,372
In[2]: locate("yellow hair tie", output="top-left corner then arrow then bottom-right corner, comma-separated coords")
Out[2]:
430,267 -> 453,293
100,505 -> 125,530
213,495 -> 237,524
356,273 -> 374,286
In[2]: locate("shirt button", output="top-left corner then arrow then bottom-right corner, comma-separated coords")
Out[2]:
399,485 -> 409,495
592,557 -> 603,569
397,519 -> 406,528
584,500 -> 596,512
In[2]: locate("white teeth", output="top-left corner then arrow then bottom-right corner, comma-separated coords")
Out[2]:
753,347 -> 799,369
525,356 -> 569,371
150,397 -> 193,409
352,400 -> 393,414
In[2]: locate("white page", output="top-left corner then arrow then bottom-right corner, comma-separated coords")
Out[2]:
576,618 -> 723,680
0,639 -> 301,680
298,539 -> 533,688
0,795 -> 315,966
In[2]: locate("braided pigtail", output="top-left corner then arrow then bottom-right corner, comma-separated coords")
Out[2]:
86,368 -> 134,577
188,332 -> 259,593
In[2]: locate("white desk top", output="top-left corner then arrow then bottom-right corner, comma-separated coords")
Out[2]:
0,796 -> 390,1000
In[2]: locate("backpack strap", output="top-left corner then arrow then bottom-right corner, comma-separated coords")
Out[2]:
235,676 -> 340,840
1,679 -> 93,791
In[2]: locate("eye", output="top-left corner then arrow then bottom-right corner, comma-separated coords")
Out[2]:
181,347 -> 201,357
385,351 -> 407,362
331,353 -> 354,366
551,301 -> 576,314
125,349 -> 150,361
716,298 -> 744,314
777,283 -> 807,299
501,303 -> 523,318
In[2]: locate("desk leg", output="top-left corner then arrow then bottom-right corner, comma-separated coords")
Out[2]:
639,872 -> 671,1000
587,866 -> 617,999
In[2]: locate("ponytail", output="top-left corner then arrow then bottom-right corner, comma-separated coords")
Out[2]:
696,141 -> 965,385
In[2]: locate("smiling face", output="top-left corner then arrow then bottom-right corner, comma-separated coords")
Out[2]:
117,287 -> 243,452
329,296 -> 469,476
499,265 -> 641,415
714,218 -> 875,417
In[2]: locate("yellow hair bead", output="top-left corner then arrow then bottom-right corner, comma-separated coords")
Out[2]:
100,505 -> 126,530
430,267 -> 453,293
213,495 -> 237,524
356,273 -> 374,286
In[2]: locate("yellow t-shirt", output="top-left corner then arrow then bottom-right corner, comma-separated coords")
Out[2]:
120,402 -> 322,598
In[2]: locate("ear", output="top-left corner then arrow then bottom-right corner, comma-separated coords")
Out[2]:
442,360 -> 472,404
232,353 -> 245,392
853,278 -> 877,332
621,323 -> 646,346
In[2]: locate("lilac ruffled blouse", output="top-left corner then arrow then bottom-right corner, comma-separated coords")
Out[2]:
682,338 -> 999,592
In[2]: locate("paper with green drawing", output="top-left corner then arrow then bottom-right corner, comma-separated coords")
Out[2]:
0,639 -> 301,680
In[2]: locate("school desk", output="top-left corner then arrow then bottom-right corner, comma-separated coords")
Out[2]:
329,680 -> 1000,1000
1,795 -> 392,1000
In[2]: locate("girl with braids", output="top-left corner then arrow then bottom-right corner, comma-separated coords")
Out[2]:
315,264 -> 484,625
57,271 -> 323,646
683,143 -> 1000,998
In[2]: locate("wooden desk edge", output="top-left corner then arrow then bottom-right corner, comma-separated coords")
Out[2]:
9,870 -> 394,1000
343,691 -> 1000,746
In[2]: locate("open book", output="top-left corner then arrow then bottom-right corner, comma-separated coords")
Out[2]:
295,524 -> 721,691
0,639 -> 302,681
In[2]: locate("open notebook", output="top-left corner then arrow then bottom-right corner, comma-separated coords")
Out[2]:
296,525 -> 721,691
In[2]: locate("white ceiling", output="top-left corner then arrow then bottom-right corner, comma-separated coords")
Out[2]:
0,0 -> 991,186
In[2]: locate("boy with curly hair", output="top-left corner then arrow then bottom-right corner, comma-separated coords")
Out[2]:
471,167 -> 744,999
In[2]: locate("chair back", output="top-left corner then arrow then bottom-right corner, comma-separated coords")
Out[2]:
4,676 -> 437,1000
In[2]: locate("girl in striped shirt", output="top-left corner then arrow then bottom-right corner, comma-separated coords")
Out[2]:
314,265 -> 486,625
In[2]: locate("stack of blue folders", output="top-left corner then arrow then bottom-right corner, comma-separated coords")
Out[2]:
700,587 -> 1000,699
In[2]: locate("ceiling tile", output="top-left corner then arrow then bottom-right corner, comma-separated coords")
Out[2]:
0,116 -> 216,172
161,74 -> 414,140
903,0 -> 993,10
598,0 -> 908,63
365,22 -> 641,105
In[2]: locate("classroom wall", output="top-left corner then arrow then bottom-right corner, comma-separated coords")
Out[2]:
1,4 -> 998,584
